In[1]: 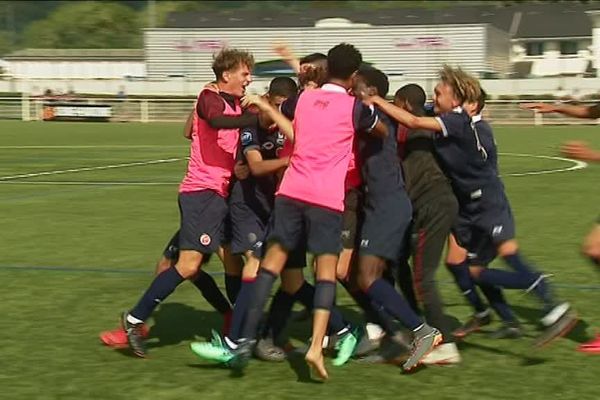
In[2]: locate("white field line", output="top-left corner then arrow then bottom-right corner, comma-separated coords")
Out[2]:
0,158 -> 185,181
499,152 -> 588,177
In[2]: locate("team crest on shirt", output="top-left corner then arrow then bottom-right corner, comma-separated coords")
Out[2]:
199,234 -> 212,246
241,130 -> 253,146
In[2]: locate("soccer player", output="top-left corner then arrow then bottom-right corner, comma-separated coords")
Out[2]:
349,70 -> 443,370
392,83 -> 461,363
115,48 -> 255,358
448,90 -> 522,341
363,65 -> 577,348
522,101 -> 600,351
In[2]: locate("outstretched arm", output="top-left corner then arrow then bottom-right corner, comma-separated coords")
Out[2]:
521,102 -> 600,119
369,95 -> 443,133
242,95 -> 294,141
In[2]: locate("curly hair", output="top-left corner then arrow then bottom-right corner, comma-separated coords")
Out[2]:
212,48 -> 255,80
439,65 -> 481,104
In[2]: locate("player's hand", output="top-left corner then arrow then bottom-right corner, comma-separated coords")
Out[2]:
273,42 -> 294,60
234,161 -> 250,180
520,103 -> 556,113
561,141 -> 600,162
241,94 -> 269,110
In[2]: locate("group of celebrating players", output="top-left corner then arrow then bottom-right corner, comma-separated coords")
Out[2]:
100,41 -> 599,380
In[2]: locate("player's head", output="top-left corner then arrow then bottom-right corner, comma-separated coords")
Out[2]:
298,52 -> 328,89
266,76 -> 297,108
327,43 -> 362,88
463,88 -> 487,117
433,65 -> 481,114
394,84 -> 426,116
212,48 -> 255,97
355,66 -> 389,98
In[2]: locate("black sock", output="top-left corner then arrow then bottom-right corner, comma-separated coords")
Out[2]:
191,270 -> 231,315
479,284 -> 516,323
263,288 -> 295,340
294,281 -> 315,309
446,261 -> 488,313
240,268 -> 277,340
225,274 -> 242,304
228,278 -> 255,341
343,282 -> 396,336
130,267 -> 184,321
503,253 -> 555,308
366,278 -> 423,330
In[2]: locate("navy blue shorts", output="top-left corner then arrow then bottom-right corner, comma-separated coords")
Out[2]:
162,230 -> 180,260
228,179 -> 274,255
178,190 -> 228,254
341,188 -> 363,249
268,195 -> 343,256
359,190 -> 413,261
453,190 -> 515,266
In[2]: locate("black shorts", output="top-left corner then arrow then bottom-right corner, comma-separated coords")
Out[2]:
453,190 -> 515,266
178,190 -> 228,254
268,195 -> 343,256
341,188 -> 363,249
359,190 -> 413,261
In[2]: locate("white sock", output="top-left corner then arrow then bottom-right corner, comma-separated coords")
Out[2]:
365,323 -> 384,340
126,314 -> 144,325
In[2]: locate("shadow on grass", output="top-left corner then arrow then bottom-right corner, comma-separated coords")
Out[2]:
187,363 -> 245,378
147,302 -> 224,348
459,341 -> 547,366
285,351 -> 323,384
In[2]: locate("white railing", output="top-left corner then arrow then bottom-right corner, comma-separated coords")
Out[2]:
0,96 -> 599,125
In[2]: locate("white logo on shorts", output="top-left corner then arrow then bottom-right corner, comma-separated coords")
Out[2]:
199,234 -> 212,246
492,225 -> 503,237
360,239 -> 370,248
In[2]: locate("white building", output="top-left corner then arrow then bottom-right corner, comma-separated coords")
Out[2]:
2,49 -> 145,80
145,11 -> 511,83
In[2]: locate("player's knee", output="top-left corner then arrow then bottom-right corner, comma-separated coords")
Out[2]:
174,250 -> 205,278
497,239 -> 519,257
468,266 -> 484,279
155,257 -> 173,275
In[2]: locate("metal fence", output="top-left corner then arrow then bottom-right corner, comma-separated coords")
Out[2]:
0,96 -> 598,125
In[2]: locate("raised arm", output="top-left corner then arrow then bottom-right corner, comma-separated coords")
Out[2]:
272,42 -> 301,74
521,102 -> 600,119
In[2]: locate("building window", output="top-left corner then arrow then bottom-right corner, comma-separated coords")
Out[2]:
526,42 -> 545,56
560,41 -> 578,55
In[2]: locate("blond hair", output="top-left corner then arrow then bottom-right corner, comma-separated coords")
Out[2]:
439,65 -> 481,104
212,48 -> 255,80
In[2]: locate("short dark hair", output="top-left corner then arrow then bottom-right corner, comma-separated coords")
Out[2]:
212,48 -> 254,81
299,52 -> 327,65
476,88 -> 487,113
327,43 -> 362,80
357,66 -> 389,98
268,77 -> 298,98
395,84 -> 426,116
